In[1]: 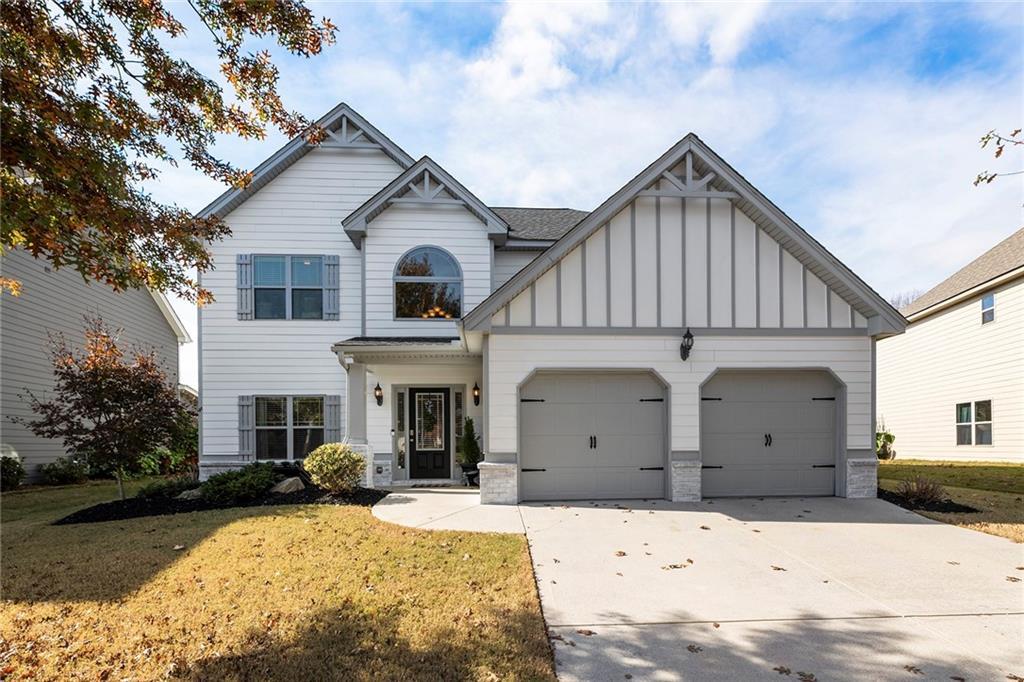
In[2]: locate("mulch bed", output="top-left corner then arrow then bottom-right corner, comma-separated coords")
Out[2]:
53,485 -> 389,526
877,487 -> 979,514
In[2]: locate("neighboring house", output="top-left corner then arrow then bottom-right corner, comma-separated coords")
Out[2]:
1,248 -> 191,477
877,227 -> 1023,463
197,102 -> 905,503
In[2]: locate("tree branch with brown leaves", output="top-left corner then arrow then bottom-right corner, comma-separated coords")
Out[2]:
0,0 -> 337,303
974,127 -> 1023,187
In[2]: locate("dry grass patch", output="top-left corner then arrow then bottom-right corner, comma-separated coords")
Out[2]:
877,459 -> 1024,495
1,481 -> 554,680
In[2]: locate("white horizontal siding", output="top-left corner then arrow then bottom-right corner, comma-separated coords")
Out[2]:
877,279 -> 1023,462
487,333 -> 873,454
364,205 -> 492,336
200,147 -> 403,464
493,251 -> 538,290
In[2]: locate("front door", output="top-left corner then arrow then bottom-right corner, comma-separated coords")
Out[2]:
408,388 -> 451,479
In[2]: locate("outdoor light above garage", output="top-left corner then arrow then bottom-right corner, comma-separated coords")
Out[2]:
374,382 -> 384,406
473,382 -> 481,406
680,328 -> 694,361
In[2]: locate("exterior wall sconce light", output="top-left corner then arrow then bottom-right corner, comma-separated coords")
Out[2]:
472,382 -> 481,406
373,382 -> 384,406
680,328 -> 694,361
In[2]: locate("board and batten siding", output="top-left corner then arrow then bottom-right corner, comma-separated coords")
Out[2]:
491,197 -> 869,331
200,147 -> 403,466
877,279 -> 1023,462
363,205 -> 493,337
493,251 -> 539,290
1,248 -> 180,475
486,333 -> 873,455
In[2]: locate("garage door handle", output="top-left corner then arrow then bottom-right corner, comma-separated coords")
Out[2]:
639,467 -> 664,471
522,468 -> 546,472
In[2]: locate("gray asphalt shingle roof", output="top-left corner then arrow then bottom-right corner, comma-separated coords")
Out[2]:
491,207 -> 589,241
902,226 -> 1024,317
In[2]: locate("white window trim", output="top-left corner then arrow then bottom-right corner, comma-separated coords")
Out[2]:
255,395 -> 325,460
981,293 -> 995,325
253,255 -> 325,321
955,400 -> 993,446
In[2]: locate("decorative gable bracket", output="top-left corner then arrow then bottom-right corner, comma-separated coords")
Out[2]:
638,151 -> 739,200
318,115 -> 384,152
342,156 -> 509,248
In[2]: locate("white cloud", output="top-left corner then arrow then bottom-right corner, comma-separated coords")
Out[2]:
152,1 -> 1022,386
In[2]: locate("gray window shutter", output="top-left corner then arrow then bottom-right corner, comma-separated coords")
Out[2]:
237,254 -> 253,320
238,395 -> 255,459
325,394 -> 342,442
323,255 -> 340,320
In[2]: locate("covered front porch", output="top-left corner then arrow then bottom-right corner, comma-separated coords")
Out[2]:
332,337 -> 484,488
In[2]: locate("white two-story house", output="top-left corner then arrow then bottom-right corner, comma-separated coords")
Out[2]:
197,103 -> 905,504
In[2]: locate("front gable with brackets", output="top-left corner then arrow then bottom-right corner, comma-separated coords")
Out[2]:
463,135 -> 904,337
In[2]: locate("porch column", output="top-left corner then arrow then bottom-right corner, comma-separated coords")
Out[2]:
346,361 -> 368,444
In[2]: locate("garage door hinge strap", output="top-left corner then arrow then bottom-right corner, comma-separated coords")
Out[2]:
520,398 -> 545,403
812,397 -> 836,401
639,398 -> 664,402
639,466 -> 664,471
521,468 -> 546,472
812,464 -> 836,468
701,397 -> 722,401
702,465 -> 724,469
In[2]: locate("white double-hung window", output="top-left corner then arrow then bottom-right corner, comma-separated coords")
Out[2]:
955,400 -> 992,446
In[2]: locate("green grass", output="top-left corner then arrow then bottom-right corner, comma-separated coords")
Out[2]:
878,459 -> 1024,543
1,480 -> 554,680
877,459 -> 1024,495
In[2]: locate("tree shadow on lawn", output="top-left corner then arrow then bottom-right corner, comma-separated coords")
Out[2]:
1,503 -> 340,603
549,610 -> 1018,681
183,601 -> 555,681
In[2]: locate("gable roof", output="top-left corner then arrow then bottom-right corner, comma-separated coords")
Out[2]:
197,102 -> 415,220
492,207 -> 589,241
463,133 -> 906,336
147,290 -> 191,344
342,156 -> 509,247
902,226 -> 1024,319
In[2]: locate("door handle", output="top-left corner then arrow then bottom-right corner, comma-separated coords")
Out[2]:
764,433 -> 769,447
768,434 -> 773,447
594,436 -> 597,449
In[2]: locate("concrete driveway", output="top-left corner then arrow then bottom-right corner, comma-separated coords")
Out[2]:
521,497 -> 1023,681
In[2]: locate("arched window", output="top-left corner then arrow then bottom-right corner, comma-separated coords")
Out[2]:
394,246 -> 463,319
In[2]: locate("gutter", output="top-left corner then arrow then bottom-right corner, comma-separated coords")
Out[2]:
905,265 -> 1024,323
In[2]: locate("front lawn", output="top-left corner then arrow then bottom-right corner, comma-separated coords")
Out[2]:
878,459 -> 1024,543
0,480 -> 554,680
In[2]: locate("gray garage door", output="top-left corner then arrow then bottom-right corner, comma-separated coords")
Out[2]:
701,371 -> 837,497
520,372 -> 666,501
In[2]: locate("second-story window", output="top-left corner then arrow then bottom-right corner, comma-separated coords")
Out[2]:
981,293 -> 995,324
394,246 -> 462,319
253,255 -> 323,320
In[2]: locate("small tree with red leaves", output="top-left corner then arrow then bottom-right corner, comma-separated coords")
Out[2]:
20,317 -> 192,499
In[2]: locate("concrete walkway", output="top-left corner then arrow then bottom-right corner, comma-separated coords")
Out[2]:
371,487 -> 525,533
521,497 -> 1024,681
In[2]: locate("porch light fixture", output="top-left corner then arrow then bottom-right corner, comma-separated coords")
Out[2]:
472,382 -> 481,406
680,328 -> 694,361
373,382 -> 384,406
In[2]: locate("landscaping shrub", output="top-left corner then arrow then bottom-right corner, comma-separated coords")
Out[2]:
39,456 -> 89,485
457,417 -> 483,467
895,476 -> 946,507
1,455 -> 25,492
137,476 -> 201,500
199,463 -> 276,505
303,443 -> 365,494
876,422 -> 896,460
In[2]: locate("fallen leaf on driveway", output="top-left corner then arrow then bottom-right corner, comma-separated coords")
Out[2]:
947,561 -> 960,566
699,525 -> 711,530
713,623 -> 720,628
553,558 -> 560,563
773,666 -> 791,675
904,665 -> 924,675
615,550 -> 627,557
1016,566 -> 1024,570
1006,674 -> 1024,682
616,572 -> 623,576
172,545 -> 185,551
796,673 -> 816,682
686,644 -> 702,653
950,676 -> 966,681
771,565 -> 786,571
752,529 -> 761,533
662,564 -> 688,570
576,629 -> 596,636
1007,576 -> 1021,583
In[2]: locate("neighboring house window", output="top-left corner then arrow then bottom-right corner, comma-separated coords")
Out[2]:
981,294 -> 995,324
394,246 -> 462,319
255,396 -> 324,460
956,400 -> 993,446
253,255 -> 324,320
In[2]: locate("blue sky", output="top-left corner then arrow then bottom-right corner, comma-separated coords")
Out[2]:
157,1 -> 1024,387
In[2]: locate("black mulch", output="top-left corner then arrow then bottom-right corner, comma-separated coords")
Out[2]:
877,487 -> 979,514
53,485 -> 389,526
